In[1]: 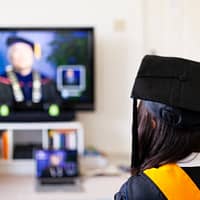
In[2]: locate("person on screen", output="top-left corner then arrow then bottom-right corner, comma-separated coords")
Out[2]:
41,153 -> 67,178
64,69 -> 79,85
0,36 -> 59,106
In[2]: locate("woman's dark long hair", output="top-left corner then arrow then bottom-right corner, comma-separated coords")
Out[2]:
132,101 -> 200,175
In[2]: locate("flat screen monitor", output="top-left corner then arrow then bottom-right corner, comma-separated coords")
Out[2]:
0,27 -> 94,121
35,149 -> 78,178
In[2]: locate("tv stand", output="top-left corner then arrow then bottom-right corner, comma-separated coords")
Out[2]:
0,111 -> 76,122
0,121 -> 84,174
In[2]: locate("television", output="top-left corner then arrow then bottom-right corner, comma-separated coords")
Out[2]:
0,27 -> 94,121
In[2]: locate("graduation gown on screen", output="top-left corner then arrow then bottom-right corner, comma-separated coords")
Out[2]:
41,165 -> 67,178
0,71 -> 60,106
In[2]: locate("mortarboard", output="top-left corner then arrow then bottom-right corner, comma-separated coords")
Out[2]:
131,55 -> 200,168
7,36 -> 34,50
6,36 -> 41,59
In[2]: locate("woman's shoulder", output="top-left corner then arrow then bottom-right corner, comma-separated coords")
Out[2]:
114,173 -> 167,200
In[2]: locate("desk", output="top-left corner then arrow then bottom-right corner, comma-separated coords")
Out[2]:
0,174 -> 128,200
1,153 -> 199,200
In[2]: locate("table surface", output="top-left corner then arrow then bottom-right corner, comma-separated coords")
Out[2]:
0,173 -> 128,200
1,153 -> 199,200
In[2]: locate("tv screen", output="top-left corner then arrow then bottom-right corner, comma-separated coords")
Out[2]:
35,150 -> 78,178
0,27 -> 94,121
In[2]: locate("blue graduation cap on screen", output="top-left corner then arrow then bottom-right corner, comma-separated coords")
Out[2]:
7,36 -> 34,50
6,36 -> 41,59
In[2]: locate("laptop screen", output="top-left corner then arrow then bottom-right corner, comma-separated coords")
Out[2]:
35,149 -> 78,178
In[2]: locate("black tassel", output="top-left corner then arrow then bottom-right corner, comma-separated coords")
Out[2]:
131,98 -> 139,168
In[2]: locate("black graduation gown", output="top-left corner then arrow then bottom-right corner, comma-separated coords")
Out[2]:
0,72 -> 60,106
115,167 -> 200,200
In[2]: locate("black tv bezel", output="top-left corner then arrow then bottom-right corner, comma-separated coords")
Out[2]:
0,27 -> 95,122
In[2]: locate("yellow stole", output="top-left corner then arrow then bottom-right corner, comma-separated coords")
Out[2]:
144,164 -> 200,200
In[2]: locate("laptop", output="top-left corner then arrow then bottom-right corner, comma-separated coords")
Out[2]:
34,149 -> 82,191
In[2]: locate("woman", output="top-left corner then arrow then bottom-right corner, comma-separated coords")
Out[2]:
115,55 -> 200,200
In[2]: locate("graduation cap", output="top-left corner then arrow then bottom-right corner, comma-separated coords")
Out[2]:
6,36 -> 41,59
131,55 -> 200,168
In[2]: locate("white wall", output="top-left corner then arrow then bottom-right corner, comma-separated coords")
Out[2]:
143,0 -> 184,56
0,0 -> 145,154
182,0 -> 200,61
143,0 -> 200,61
